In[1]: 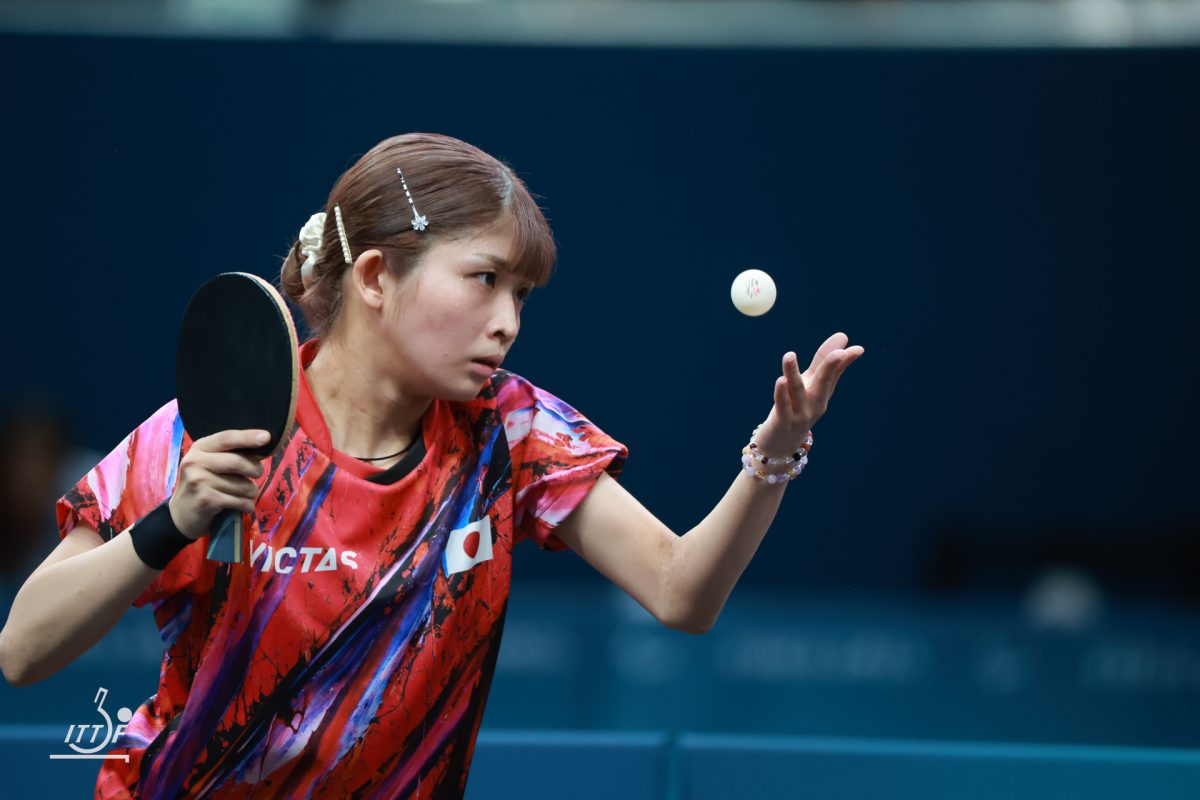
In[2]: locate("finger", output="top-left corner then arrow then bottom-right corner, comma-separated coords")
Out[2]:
823,345 -> 866,396
207,474 -> 262,500
199,488 -> 257,516
815,348 -> 845,388
197,429 -> 271,453
774,375 -> 793,414
783,351 -> 804,410
838,345 -> 865,372
198,452 -> 266,479
806,332 -> 849,374
831,345 -> 864,376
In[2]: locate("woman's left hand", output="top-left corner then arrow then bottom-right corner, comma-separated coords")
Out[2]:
753,332 -> 865,456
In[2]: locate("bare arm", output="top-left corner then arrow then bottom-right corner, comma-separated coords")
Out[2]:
0,525 -> 169,687
555,470 -> 787,633
555,333 -> 863,633
0,427 -> 267,687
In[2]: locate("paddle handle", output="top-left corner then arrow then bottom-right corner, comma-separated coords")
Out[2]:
206,510 -> 244,563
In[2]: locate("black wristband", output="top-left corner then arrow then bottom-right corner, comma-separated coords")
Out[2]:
129,501 -> 195,570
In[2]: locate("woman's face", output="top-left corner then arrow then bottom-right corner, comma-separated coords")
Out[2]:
381,221 -> 534,402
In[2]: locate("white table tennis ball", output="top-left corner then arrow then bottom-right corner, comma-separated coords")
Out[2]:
730,269 -> 777,316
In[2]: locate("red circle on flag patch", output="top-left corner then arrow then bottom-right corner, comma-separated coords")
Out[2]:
463,530 -> 480,559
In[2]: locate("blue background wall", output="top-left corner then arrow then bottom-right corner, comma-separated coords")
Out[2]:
5,36 -> 1196,591
2,35 -> 1199,780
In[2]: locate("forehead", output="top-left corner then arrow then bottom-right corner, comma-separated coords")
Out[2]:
425,225 -> 518,271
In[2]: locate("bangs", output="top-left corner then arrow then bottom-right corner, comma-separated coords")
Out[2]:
504,182 -> 557,288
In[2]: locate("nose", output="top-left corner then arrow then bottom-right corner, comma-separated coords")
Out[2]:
490,294 -> 520,344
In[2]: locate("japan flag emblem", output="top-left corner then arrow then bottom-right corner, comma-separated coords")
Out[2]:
444,516 -> 494,576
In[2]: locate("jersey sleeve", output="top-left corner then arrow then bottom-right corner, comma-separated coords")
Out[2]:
55,399 -> 200,608
498,375 -> 628,551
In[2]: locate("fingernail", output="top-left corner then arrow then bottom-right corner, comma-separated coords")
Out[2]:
255,431 -> 270,444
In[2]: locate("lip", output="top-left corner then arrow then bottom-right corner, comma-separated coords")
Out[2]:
470,360 -> 497,376
472,356 -> 503,369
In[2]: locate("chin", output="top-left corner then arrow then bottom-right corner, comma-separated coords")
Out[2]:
442,379 -> 490,403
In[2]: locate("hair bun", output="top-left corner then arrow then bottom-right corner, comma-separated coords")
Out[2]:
279,239 -> 307,302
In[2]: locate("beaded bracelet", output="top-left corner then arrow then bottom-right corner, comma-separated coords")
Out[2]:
740,424 -> 814,484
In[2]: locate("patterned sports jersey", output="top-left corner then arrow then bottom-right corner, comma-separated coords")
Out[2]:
56,339 -> 627,799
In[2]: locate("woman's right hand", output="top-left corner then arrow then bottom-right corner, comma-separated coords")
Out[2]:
167,429 -> 269,540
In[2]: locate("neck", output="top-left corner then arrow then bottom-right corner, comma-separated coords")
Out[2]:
305,335 -> 429,460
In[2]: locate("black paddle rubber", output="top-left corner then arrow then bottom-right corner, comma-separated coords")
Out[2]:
176,272 -> 299,563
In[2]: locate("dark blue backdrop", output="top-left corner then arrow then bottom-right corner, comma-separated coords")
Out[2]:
4,35 -> 1197,591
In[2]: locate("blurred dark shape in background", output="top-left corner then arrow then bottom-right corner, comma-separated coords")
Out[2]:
0,392 -> 97,599
925,516 -> 1200,607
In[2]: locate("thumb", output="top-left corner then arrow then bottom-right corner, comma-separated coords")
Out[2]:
773,376 -> 789,412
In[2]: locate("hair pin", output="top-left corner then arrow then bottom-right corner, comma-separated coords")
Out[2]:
397,167 -> 428,231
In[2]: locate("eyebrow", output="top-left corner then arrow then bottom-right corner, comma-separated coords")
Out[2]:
471,252 -> 511,269
470,251 -> 536,290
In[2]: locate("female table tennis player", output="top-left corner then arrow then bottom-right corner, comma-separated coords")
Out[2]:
0,133 -> 863,798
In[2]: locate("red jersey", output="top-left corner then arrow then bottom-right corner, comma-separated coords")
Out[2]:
56,339 -> 627,798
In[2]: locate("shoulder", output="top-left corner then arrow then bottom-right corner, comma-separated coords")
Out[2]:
133,398 -> 187,456
58,398 -> 185,536
434,371 -> 537,451
463,370 -> 565,449
471,369 -> 541,414
477,369 -> 589,425
479,371 -> 620,456
102,398 -> 184,465
146,398 -> 183,432
481,368 -> 535,397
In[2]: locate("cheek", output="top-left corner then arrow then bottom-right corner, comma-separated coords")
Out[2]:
398,309 -> 471,362
409,278 -> 470,320
395,281 -> 488,355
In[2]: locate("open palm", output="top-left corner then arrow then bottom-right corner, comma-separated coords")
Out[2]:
754,332 -> 864,456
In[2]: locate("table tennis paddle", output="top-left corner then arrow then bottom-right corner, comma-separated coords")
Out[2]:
175,272 -> 299,563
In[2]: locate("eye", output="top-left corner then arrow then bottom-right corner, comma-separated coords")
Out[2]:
473,271 -> 497,288
515,287 -> 532,304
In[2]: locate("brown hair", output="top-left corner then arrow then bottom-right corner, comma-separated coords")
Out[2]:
280,133 -> 557,337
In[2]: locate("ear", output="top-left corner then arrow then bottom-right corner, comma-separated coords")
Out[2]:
348,249 -> 388,311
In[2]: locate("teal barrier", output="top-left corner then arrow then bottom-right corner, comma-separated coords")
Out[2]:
5,588 -> 1200,748
677,734 -> 1200,800
3,727 -> 1196,799
1,725 -> 111,797
468,730 -> 670,800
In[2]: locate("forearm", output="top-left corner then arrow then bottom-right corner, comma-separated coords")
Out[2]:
559,341 -> 859,635
0,531 -> 164,686
665,469 -> 789,632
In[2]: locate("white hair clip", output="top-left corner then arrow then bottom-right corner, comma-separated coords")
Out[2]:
298,211 -> 326,289
397,167 -> 428,231
333,204 -> 354,264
